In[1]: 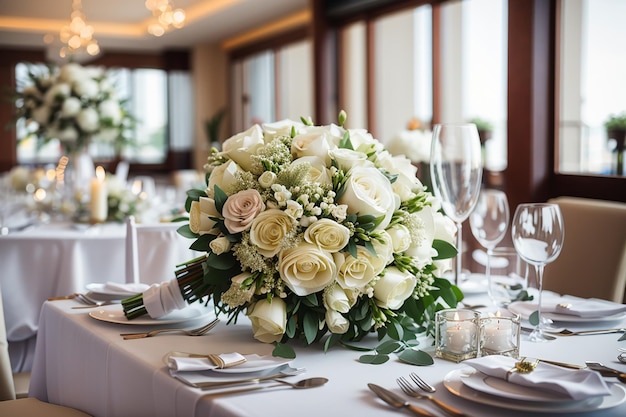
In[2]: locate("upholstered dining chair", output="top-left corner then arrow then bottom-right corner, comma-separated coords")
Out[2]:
0,285 -> 93,416
125,216 -> 196,285
543,196 -> 626,303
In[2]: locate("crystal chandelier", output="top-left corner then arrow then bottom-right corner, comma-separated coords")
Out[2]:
58,0 -> 100,58
145,0 -> 186,37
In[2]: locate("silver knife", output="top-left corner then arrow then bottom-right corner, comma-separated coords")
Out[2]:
367,383 -> 436,417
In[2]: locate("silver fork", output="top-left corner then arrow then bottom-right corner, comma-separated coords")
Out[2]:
120,318 -> 219,339
397,376 -> 470,417
71,293 -> 116,309
410,372 -> 436,393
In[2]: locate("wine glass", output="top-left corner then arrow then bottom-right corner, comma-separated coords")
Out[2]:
511,203 -> 564,342
469,189 -> 510,305
430,123 -> 483,286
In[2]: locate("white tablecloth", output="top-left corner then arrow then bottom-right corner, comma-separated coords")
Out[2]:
0,221 -> 196,372
29,295 -> 626,417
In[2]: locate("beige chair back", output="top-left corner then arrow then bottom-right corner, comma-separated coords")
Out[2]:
544,197 -> 626,303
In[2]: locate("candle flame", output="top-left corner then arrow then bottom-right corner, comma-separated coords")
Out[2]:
96,166 -> 106,181
34,188 -> 46,202
453,312 -> 460,321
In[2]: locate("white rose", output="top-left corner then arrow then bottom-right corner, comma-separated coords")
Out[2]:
325,309 -> 349,334
323,284 -> 351,313
291,131 -> 331,164
386,129 -> 432,163
284,200 -> 303,220
99,99 -> 122,124
290,156 -> 333,186
77,108 -> 99,132
74,78 -> 99,98
60,97 -> 82,117
209,236 -> 232,255
55,127 -> 79,143
222,189 -> 265,233
278,243 -> 336,296
258,171 -> 276,188
207,160 -> 242,196
387,224 -> 411,253
404,207 -> 437,269
372,231 -> 394,270
248,298 -> 286,344
59,63 -> 86,83
347,128 -> 377,148
329,148 -> 371,172
222,124 -> 265,171
373,266 -> 417,310
188,197 -> 220,235
262,119 -> 304,142
338,166 -> 398,230
304,218 -> 350,253
300,123 -> 344,148
249,209 -> 294,257
333,248 -> 376,290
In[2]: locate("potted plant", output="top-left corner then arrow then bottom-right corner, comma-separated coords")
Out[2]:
604,112 -> 626,175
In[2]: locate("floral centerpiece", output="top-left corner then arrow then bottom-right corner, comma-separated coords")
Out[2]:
13,62 -> 133,154
123,112 -> 462,362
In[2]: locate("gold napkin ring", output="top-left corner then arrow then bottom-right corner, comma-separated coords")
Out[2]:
506,357 -> 539,381
206,354 -> 246,369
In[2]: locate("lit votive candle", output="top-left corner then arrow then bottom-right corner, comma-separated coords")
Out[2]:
90,166 -> 108,223
435,309 -> 479,362
479,309 -> 520,358
446,319 -> 474,353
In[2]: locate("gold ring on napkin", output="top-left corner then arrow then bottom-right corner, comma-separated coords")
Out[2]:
506,357 -> 539,381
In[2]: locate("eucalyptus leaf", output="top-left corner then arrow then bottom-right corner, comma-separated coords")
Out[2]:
529,310 -> 539,326
272,343 -> 296,359
303,313 -> 319,344
432,239 -> 458,260
398,349 -> 434,366
213,185 -> 228,213
376,340 -> 402,354
176,224 -> 197,239
359,354 -> 389,365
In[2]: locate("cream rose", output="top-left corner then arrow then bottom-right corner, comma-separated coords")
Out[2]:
248,298 -> 287,343
262,119 -> 304,142
207,160 -> 242,197
323,284 -> 351,313
222,124 -> 265,171
290,156 -> 332,186
77,108 -> 99,132
222,189 -> 265,234
338,166 -> 398,230
387,224 -> 412,253
209,236 -> 232,255
189,197 -> 220,235
325,309 -> 349,334
61,97 -> 82,117
291,131 -> 332,163
329,148 -> 370,172
373,267 -> 417,310
258,171 -> 276,188
333,248 -> 376,290
249,209 -> 294,257
304,218 -> 350,253
278,243 -> 336,296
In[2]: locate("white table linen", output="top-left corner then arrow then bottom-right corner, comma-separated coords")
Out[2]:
29,295 -> 626,417
0,221 -> 195,372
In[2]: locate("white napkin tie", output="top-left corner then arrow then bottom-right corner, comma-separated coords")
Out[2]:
465,356 -> 611,401
168,352 -> 247,372
143,278 -> 186,318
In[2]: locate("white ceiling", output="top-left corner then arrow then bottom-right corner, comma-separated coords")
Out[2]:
0,0 -> 309,54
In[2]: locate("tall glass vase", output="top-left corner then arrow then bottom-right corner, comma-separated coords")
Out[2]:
61,148 -> 95,220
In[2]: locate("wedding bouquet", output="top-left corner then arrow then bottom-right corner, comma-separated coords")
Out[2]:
123,113 -> 462,359
13,62 -> 133,154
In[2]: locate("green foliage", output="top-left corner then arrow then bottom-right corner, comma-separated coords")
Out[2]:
469,117 -> 493,132
604,112 -> 626,130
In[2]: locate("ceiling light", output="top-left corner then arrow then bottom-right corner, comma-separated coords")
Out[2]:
146,0 -> 186,37
58,0 -> 100,58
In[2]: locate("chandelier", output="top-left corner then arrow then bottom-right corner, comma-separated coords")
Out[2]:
145,0 -> 186,37
58,0 -> 100,58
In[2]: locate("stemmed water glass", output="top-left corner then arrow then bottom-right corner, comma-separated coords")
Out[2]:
511,203 -> 564,342
469,189 -> 510,304
430,123 -> 483,286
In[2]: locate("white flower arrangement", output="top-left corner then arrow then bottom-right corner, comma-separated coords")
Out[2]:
14,62 -> 133,154
123,113 -> 462,363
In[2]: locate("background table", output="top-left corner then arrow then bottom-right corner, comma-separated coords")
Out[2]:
29,297 -> 626,417
0,221 -> 195,372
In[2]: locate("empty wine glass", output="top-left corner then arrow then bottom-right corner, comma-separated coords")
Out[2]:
469,189 -> 510,304
430,123 -> 483,286
511,203 -> 564,342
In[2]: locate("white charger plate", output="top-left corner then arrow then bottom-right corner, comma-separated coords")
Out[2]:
89,304 -> 213,325
508,301 -> 626,323
443,368 -> 626,413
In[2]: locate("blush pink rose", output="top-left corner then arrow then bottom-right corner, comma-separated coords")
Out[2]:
222,189 -> 265,233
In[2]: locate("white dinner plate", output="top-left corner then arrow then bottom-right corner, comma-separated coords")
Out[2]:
443,368 -> 626,413
89,304 -> 213,325
85,283 -> 149,298
508,301 -> 626,323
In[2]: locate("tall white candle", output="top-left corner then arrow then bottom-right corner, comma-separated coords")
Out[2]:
90,166 -> 108,223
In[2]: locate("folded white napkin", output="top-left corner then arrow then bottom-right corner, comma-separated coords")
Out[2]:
544,296 -> 626,318
143,278 -> 187,318
168,352 -> 247,372
464,356 -> 611,401
103,282 -> 149,295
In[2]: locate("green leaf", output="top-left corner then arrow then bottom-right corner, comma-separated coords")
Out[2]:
186,189 -> 207,200
272,343 -> 296,359
213,185 -> 228,213
303,313 -> 319,345
529,310 -> 539,326
376,340 -> 402,354
432,239 -> 458,260
347,240 -> 358,259
189,234 -> 217,251
339,131 -> 354,150
177,224 -> 197,239
339,341 -> 373,352
398,349 -> 434,366
324,333 -> 342,352
386,320 -> 403,341
206,252 -> 237,270
358,354 -> 389,364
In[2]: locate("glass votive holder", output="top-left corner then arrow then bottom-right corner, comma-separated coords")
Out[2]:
435,309 -> 480,363
488,246 -> 529,307
478,309 -> 521,358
